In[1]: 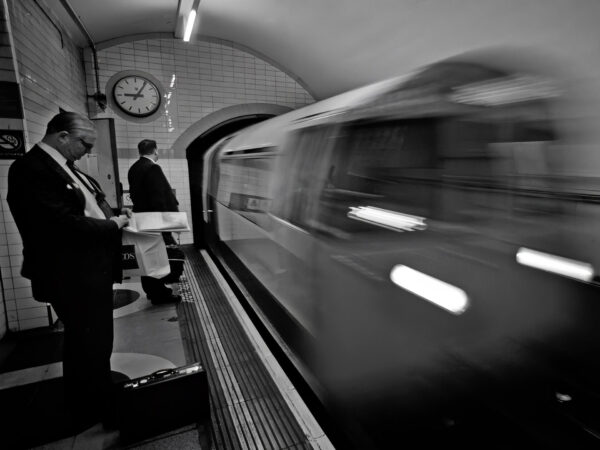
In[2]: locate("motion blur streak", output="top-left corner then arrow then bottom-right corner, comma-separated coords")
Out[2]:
390,265 -> 469,315
516,248 -> 594,282
203,57 -> 600,447
347,206 -> 427,232
449,74 -> 561,106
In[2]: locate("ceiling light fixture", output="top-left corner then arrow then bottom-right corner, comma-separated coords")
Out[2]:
183,8 -> 197,42
182,0 -> 201,42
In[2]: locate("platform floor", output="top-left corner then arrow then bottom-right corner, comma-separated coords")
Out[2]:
0,247 -> 331,449
179,247 -> 331,450
0,277 -> 205,449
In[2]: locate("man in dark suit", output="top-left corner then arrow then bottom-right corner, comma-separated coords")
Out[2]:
128,139 -> 181,304
7,111 -> 130,431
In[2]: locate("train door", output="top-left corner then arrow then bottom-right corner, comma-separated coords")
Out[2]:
203,136 -> 233,250
266,124 -> 339,335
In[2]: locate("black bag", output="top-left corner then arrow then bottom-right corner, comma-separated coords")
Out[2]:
116,362 -> 210,443
163,245 -> 185,284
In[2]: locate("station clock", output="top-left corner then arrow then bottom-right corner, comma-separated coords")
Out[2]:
106,71 -> 165,123
113,75 -> 161,117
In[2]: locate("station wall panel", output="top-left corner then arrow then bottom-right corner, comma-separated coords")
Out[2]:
85,37 -> 314,246
0,0 -> 15,339
0,0 -> 87,332
0,6 -> 314,332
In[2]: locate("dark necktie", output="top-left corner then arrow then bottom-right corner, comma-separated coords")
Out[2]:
66,161 -> 114,219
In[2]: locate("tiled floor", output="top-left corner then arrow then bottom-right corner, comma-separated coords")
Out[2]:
0,277 -> 207,449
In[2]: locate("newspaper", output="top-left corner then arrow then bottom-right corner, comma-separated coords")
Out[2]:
125,212 -> 190,233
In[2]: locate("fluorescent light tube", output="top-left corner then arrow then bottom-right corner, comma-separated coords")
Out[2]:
183,9 -> 197,42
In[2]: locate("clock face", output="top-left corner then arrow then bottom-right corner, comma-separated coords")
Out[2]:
112,76 -> 161,117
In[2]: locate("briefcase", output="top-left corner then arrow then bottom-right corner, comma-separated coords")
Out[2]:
116,362 -> 210,443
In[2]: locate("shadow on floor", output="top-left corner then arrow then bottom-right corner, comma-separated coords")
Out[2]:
0,289 -> 143,448
0,285 -> 206,449
0,327 -> 63,374
0,289 -> 140,374
0,371 -> 130,449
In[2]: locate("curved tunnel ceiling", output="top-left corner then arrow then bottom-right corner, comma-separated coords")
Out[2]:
64,0 -> 600,100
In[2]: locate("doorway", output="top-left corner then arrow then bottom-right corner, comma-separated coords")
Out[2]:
186,114 -> 273,247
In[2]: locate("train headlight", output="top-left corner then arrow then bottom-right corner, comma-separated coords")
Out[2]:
516,247 -> 594,282
390,265 -> 469,315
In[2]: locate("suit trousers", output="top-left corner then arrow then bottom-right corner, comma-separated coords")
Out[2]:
52,284 -> 115,422
140,232 -> 177,299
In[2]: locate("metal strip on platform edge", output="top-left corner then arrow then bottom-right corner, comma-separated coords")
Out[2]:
199,250 -> 334,450
177,247 -> 331,449
180,256 -> 301,450
186,254 -> 304,449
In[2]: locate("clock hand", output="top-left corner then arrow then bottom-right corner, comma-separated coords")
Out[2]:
133,81 -> 147,99
123,93 -> 144,97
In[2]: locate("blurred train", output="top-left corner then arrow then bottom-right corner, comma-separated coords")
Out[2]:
202,58 -> 600,448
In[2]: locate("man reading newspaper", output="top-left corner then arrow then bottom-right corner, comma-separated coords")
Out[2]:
127,139 -> 184,304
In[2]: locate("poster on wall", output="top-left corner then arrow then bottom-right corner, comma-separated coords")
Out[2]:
0,130 -> 25,159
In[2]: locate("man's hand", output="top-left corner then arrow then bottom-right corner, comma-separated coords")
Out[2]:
121,208 -> 133,218
110,214 -> 129,229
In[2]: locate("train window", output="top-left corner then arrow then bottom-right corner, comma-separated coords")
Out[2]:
312,119 -> 440,235
436,108 -> 561,224
271,125 -> 337,229
215,146 -> 278,231
346,121 -> 437,180
313,110 -> 559,238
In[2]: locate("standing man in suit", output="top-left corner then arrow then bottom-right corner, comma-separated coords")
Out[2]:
128,139 -> 181,304
7,111 -> 129,431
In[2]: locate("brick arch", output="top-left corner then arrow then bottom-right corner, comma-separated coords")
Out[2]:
171,103 -> 292,158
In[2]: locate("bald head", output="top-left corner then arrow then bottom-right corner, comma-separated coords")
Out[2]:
42,111 -> 97,162
46,111 -> 95,136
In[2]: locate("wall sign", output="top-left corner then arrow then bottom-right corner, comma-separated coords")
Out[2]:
0,129 -> 25,159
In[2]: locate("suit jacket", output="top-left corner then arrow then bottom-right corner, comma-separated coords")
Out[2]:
7,145 -> 122,304
127,157 -> 179,212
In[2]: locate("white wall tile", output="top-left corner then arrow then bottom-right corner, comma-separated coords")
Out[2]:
5,11 -> 315,333
4,0 -> 88,332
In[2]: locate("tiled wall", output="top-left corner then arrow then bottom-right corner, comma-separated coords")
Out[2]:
0,0 -> 89,333
0,5 -> 313,333
0,0 -> 14,339
6,0 -> 87,141
0,1 -> 16,84
87,38 -> 313,245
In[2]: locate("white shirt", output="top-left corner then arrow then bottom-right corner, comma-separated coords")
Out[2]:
142,155 -> 156,163
38,142 -> 106,220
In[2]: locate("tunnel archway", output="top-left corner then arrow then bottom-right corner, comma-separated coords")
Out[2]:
187,115 -> 270,247
179,104 -> 293,247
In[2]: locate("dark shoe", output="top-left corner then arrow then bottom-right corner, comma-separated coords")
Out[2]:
150,293 -> 181,305
146,287 -> 172,302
